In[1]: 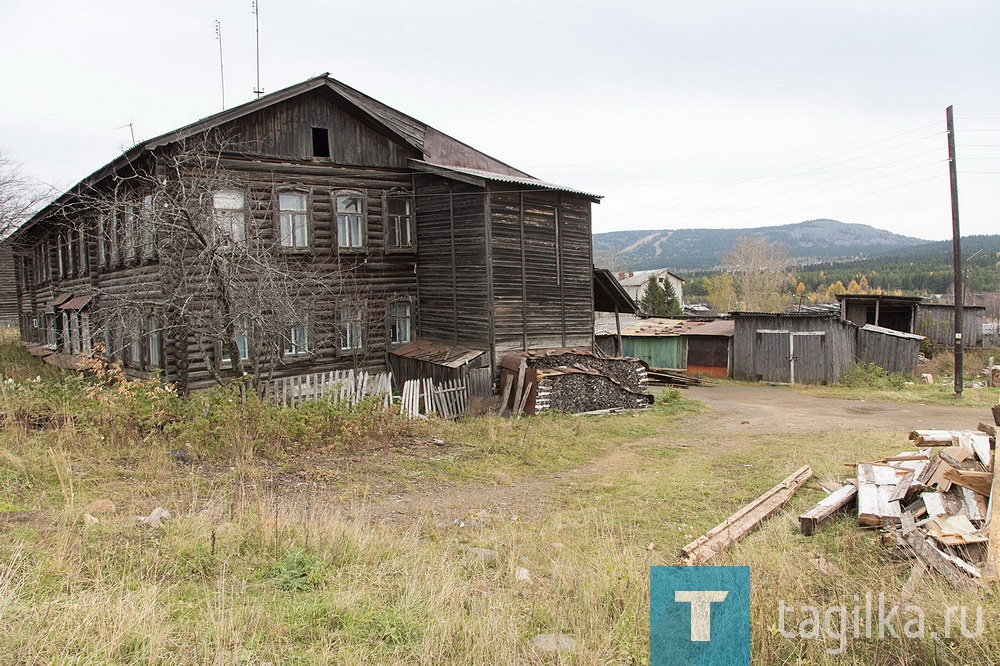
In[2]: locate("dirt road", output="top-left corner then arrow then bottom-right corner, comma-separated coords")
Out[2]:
684,384 -> 990,436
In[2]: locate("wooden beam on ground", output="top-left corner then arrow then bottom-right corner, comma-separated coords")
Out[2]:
799,484 -> 857,536
677,466 -> 812,565
984,459 -> 1000,581
909,430 -> 960,446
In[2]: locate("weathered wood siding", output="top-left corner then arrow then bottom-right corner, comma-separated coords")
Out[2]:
0,246 -> 17,326
857,328 -> 920,376
413,175 -> 491,350
489,188 -> 593,363
733,314 -> 856,384
223,89 -> 419,167
916,304 -> 984,348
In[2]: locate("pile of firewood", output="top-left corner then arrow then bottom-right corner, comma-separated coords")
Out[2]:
798,416 -> 1000,590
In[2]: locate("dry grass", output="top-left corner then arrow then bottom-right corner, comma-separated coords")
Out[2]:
2,330 -> 999,664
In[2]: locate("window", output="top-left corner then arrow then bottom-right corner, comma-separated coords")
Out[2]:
97,215 -> 108,267
278,191 -> 309,249
80,313 -> 92,354
311,127 -> 330,158
127,314 -> 143,368
385,195 -> 414,250
77,227 -> 88,274
140,195 -> 157,258
283,324 -> 309,357
219,318 -> 250,368
213,190 -> 247,243
147,315 -> 162,370
388,301 -> 412,345
339,306 -> 363,351
124,203 -> 138,263
335,192 -> 365,249
56,232 -> 66,278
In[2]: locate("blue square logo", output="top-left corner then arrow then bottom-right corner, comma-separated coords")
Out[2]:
650,566 -> 750,666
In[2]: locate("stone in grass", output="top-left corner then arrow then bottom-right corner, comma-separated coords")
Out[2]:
514,567 -> 532,583
82,513 -> 99,526
530,633 -> 576,653
135,507 -> 172,529
466,547 -> 499,565
83,499 -> 116,515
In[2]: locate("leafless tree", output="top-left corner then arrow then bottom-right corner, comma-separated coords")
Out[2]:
723,235 -> 791,312
71,133 -> 374,389
0,148 -> 54,239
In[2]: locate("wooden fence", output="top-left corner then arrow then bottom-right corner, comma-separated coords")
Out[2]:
261,368 -> 488,419
399,377 -> 473,420
261,370 -> 393,409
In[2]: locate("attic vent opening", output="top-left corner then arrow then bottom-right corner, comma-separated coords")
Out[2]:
311,127 -> 330,158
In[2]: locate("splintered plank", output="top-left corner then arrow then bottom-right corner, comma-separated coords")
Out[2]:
799,484 -> 857,536
899,529 -> 979,591
857,463 -> 903,527
678,466 -> 812,565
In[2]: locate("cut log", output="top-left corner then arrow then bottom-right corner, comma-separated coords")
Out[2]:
992,404 -> 1000,427
677,466 -> 812,565
799,484 -> 857,536
978,422 -> 997,438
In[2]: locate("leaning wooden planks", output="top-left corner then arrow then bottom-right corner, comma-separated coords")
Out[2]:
678,466 -> 811,566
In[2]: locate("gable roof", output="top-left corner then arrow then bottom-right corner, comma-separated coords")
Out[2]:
617,268 -> 685,288
13,73 -> 593,241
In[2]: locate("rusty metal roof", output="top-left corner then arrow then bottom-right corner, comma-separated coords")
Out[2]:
59,295 -> 92,310
390,339 -> 486,368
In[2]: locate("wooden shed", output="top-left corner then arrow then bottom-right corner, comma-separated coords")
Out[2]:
915,302 -> 986,348
682,319 -> 734,378
857,324 -> 923,375
837,294 -> 922,333
732,312 -> 857,385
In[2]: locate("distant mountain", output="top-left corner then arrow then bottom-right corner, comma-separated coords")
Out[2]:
593,219 -> 928,271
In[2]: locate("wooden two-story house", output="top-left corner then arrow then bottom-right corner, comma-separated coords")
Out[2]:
8,74 -> 602,392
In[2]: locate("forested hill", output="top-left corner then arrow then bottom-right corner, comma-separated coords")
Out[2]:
790,235 -> 1000,296
593,219 -> 926,271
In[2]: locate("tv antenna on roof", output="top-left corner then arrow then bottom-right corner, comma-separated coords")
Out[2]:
251,0 -> 263,97
214,20 -> 226,109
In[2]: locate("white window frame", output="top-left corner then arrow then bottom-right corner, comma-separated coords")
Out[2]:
213,190 -> 247,244
335,190 -> 366,250
339,306 -> 364,351
283,324 -> 310,357
278,191 -> 310,249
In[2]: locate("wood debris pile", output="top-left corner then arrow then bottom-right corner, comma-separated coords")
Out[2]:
799,415 -> 1000,590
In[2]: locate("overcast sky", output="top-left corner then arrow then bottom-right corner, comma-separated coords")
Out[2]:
1,1 -> 997,240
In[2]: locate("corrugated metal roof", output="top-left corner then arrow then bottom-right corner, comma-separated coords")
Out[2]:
411,161 -> 602,200
681,319 -> 734,337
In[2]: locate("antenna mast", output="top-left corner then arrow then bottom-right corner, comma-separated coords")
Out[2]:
214,20 -> 226,109
252,1 -> 263,97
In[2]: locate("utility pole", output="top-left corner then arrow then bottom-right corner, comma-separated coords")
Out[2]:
214,20 -> 226,110
946,105 -> 963,397
252,1 -> 263,97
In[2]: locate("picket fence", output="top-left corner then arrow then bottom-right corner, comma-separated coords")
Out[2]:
260,368 -> 486,420
261,369 -> 393,409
